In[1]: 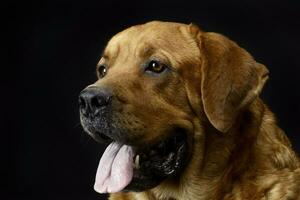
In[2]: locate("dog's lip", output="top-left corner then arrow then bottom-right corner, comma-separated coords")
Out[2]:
133,132 -> 186,160
95,130 -> 187,159
94,128 -> 188,162
94,131 -> 113,143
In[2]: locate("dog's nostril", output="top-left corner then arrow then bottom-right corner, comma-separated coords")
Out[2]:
91,96 -> 102,108
90,93 -> 111,109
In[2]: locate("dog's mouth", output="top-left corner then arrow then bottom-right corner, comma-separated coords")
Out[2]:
93,131 -> 188,193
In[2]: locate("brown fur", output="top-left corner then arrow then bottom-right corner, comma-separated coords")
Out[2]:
92,21 -> 300,200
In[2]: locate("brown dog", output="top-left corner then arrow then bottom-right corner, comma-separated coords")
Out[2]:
79,21 -> 300,200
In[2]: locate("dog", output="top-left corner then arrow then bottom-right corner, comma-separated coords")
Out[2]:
79,21 -> 300,200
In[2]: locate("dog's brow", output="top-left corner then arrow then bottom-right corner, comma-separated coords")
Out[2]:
137,45 -> 155,58
102,42 -> 120,62
101,50 -> 109,59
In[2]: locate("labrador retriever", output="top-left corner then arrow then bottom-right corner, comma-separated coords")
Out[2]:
79,21 -> 300,200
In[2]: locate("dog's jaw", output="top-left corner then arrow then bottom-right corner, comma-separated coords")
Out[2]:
90,130 -> 189,193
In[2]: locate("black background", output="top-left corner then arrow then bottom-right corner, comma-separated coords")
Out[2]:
5,0 -> 300,199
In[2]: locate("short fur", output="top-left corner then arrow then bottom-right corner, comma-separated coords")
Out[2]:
91,21 -> 300,200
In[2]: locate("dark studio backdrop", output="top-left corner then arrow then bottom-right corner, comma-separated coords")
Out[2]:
5,0 -> 300,199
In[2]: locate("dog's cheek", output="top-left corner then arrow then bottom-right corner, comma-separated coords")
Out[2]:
109,111 -> 146,142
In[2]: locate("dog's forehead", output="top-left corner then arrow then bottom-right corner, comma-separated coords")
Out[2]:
111,21 -> 188,43
104,21 -> 198,61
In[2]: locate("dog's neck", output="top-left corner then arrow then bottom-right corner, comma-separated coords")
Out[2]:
136,98 -> 299,200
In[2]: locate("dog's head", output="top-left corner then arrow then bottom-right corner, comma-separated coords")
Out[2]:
79,21 -> 268,193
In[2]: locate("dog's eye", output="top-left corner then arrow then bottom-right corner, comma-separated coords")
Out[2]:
97,65 -> 107,78
145,60 -> 167,74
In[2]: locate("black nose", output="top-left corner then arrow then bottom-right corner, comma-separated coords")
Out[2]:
79,87 -> 112,117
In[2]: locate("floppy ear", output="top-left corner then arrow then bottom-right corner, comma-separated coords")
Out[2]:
190,25 -> 269,133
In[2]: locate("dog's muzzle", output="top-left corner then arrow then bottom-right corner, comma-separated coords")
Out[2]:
79,86 -> 189,193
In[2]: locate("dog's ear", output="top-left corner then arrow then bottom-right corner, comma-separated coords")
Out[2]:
189,24 -> 269,133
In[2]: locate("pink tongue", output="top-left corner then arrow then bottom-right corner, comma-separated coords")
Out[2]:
94,142 -> 134,193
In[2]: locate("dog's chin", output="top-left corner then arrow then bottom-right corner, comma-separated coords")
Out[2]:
82,117 -> 189,192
